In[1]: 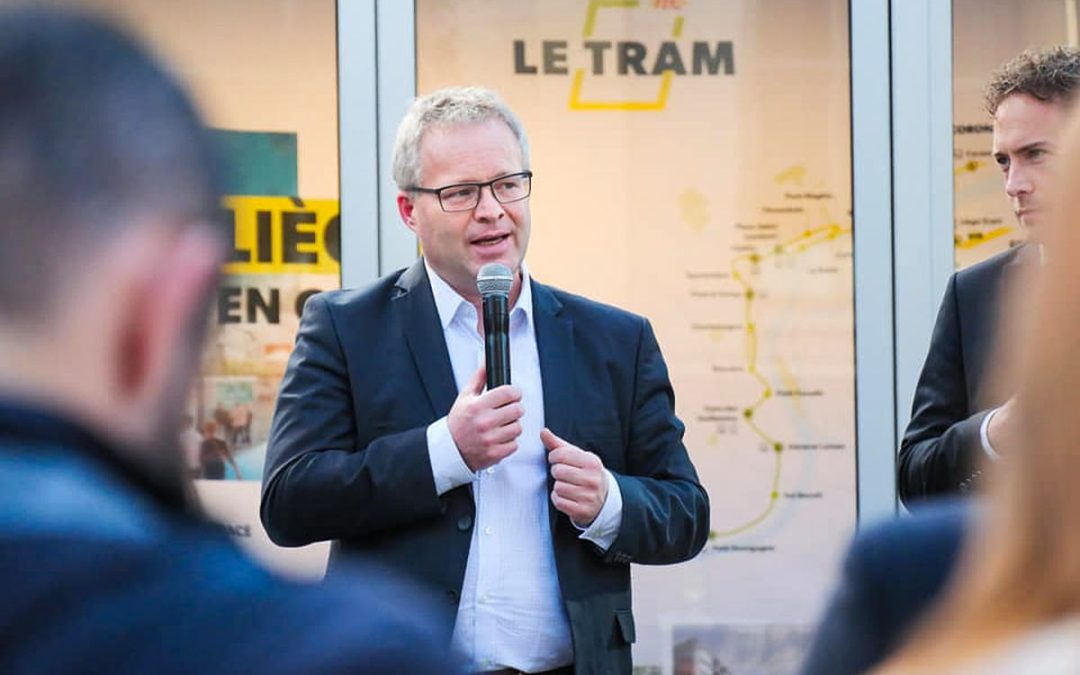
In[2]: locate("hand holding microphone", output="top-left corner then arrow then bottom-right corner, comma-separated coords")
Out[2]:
447,263 -> 521,471
448,365 -> 523,472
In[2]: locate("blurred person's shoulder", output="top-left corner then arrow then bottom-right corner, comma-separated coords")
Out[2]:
852,500 -> 970,569
160,533 -> 462,674
843,500 -> 971,613
0,444 -> 459,674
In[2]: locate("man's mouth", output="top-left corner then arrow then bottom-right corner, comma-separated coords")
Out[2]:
471,233 -> 510,247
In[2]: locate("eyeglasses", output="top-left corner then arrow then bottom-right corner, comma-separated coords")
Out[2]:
409,171 -> 533,212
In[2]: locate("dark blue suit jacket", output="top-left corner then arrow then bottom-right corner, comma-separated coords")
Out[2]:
261,260 -> 710,675
799,502 -> 969,675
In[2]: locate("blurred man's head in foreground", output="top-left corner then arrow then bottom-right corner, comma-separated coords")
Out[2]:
0,8 -> 224,481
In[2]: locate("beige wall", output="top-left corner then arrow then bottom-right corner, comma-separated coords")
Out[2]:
74,0 -> 339,198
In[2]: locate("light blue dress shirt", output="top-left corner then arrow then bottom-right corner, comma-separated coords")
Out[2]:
423,262 -> 623,672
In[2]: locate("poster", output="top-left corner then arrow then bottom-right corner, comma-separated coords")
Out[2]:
186,194 -> 339,482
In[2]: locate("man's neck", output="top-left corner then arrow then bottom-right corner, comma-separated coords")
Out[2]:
426,261 -> 525,314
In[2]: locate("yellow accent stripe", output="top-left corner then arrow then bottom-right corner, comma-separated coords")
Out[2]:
712,450 -> 783,538
569,69 -> 674,111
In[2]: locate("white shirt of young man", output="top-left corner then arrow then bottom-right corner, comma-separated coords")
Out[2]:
424,261 -> 623,673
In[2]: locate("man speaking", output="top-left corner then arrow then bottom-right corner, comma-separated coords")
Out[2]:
261,87 -> 710,675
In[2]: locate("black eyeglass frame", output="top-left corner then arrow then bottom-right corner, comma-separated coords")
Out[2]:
407,170 -> 533,212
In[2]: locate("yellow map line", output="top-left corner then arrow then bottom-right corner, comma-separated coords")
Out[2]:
712,443 -> 783,538
713,220 -> 852,540
955,226 -> 1013,250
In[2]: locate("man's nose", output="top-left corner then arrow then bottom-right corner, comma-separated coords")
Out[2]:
1005,162 -> 1033,198
473,185 -> 505,219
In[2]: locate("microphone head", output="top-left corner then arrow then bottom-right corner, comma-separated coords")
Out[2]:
476,263 -> 514,298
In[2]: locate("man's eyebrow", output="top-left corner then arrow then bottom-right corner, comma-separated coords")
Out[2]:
1017,140 -> 1052,153
993,141 -> 1052,156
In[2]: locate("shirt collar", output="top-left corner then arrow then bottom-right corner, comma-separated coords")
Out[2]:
423,259 -> 533,330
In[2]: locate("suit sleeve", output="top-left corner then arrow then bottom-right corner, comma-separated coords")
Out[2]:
600,319 -> 710,565
260,294 -> 445,547
898,274 -> 988,504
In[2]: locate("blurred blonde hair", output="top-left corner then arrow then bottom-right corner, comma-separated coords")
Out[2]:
875,97 -> 1080,673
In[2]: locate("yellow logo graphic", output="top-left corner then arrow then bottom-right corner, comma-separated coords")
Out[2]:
572,0 -> 682,111
222,196 -> 340,276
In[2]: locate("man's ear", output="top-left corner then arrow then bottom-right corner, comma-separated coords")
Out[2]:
113,226 -> 222,408
398,191 -> 419,232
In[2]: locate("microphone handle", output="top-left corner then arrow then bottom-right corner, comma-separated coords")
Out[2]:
483,294 -> 511,389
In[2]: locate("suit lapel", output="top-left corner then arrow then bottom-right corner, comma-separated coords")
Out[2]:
394,260 -> 457,418
532,279 -> 575,529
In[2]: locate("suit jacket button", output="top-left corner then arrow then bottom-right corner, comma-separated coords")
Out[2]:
447,589 -> 459,602
457,515 -> 472,531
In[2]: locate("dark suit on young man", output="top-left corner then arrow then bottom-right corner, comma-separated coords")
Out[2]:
800,501 -> 970,675
261,259 -> 710,675
898,245 -> 1029,504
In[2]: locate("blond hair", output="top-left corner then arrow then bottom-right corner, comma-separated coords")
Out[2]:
391,86 -> 530,190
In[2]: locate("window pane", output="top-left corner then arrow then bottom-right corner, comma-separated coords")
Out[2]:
417,1 -> 855,670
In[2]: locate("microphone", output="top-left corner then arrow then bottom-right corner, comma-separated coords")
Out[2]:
476,263 -> 513,389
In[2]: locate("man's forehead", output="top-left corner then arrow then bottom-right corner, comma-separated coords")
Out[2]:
421,119 -> 517,146
417,119 -> 524,177
992,93 -> 1068,151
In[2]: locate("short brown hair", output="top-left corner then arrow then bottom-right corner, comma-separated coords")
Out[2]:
985,46 -> 1080,115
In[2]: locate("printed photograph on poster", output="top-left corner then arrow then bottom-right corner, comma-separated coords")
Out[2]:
671,623 -> 813,675
186,271 -> 339,481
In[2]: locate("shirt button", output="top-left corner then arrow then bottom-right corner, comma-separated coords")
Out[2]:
457,515 -> 472,531
479,593 -> 489,604
486,467 -> 495,475
483,527 -> 494,536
